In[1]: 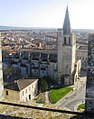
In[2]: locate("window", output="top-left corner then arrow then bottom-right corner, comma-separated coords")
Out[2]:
35,89 -> 37,95
64,37 -> 66,44
6,91 -> 8,95
29,86 -> 31,91
66,65 -> 68,68
29,94 -> 31,100
42,70 -> 44,73
22,91 -> 24,96
75,64 -> 77,67
26,89 -> 27,93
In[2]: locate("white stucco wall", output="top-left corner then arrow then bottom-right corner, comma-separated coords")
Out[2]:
20,79 -> 38,102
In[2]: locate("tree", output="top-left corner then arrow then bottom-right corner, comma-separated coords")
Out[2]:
40,79 -> 48,92
42,76 -> 53,88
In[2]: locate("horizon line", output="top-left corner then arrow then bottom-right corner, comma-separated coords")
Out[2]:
0,25 -> 94,30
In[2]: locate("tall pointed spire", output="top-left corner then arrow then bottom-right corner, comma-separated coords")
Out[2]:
63,6 -> 71,35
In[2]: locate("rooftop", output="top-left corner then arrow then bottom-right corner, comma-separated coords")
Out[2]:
4,79 -> 38,91
19,48 -> 57,54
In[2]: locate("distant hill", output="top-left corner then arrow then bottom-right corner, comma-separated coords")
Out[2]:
73,29 -> 94,32
0,25 -> 23,30
0,25 -> 94,32
0,25 -> 58,31
0,25 -> 31,30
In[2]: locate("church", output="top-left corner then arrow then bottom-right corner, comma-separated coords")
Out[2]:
10,6 -> 81,86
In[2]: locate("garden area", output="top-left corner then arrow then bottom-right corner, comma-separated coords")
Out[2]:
49,86 -> 72,103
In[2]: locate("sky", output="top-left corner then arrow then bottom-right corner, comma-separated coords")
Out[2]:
0,0 -> 94,29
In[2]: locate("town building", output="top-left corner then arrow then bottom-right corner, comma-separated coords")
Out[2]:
76,44 -> 88,70
85,33 -> 94,112
4,79 -> 38,102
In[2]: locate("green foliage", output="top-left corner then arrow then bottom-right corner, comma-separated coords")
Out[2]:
49,87 -> 72,103
42,76 -> 53,88
43,76 -> 53,84
40,79 -> 48,92
77,104 -> 85,110
39,76 -> 53,92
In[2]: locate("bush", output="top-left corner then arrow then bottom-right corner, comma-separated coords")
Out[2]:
77,104 -> 85,110
38,76 -> 53,92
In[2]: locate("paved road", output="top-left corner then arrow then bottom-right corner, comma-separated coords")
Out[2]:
63,84 -> 86,111
57,77 -> 86,111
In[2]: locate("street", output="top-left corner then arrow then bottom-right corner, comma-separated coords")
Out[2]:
56,76 -> 86,111
63,83 -> 86,111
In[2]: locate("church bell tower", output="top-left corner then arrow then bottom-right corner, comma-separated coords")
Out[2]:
57,6 -> 76,85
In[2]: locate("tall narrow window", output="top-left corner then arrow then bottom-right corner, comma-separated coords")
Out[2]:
22,91 -> 24,96
64,37 -> 66,44
26,89 -> 27,93
29,86 -> 31,91
6,91 -> 8,95
29,94 -> 31,100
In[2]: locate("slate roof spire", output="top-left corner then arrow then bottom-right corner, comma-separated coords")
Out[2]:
63,6 -> 71,35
